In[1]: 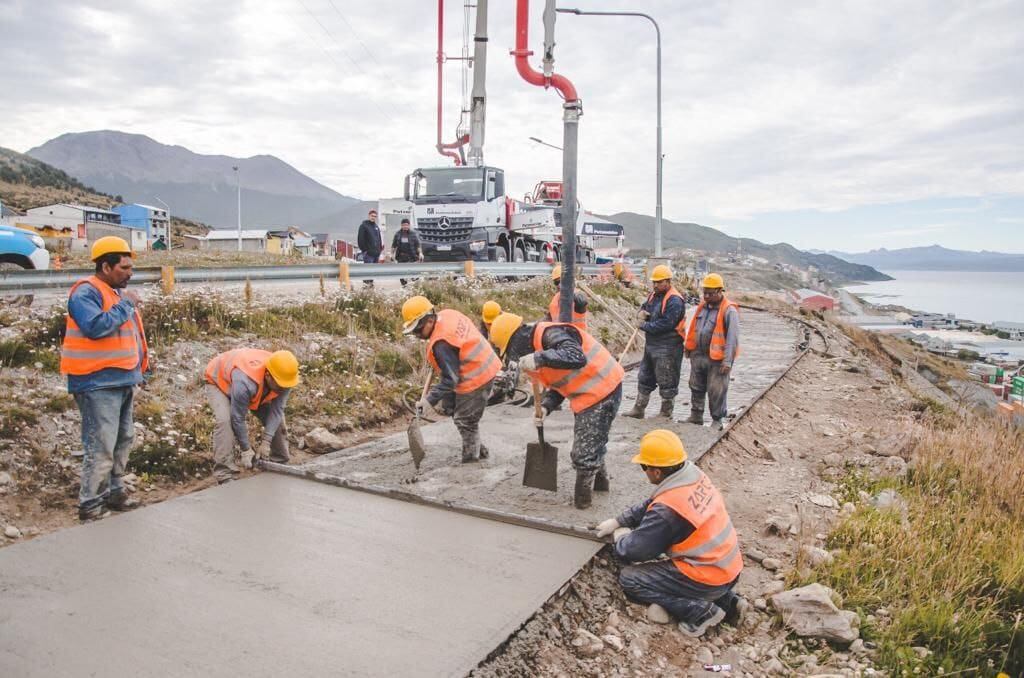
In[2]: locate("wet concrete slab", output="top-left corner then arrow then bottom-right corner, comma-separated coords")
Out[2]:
0,473 -> 599,678
299,310 -> 801,530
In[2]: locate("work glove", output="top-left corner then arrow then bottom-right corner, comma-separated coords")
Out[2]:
637,309 -> 651,321
595,517 -> 620,538
612,527 -> 633,543
239,448 -> 256,470
256,439 -> 272,460
634,316 -> 647,329
518,353 -> 538,372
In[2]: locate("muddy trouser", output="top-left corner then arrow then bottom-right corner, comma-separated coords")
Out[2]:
619,559 -> 738,624
453,380 -> 493,461
206,385 -> 289,481
637,343 -> 684,399
688,353 -> 730,420
75,385 -> 135,511
571,384 -> 623,471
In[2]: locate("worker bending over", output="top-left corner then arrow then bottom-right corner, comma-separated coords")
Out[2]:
488,312 -> 624,508
403,296 -> 501,463
624,265 -> 686,419
597,429 -> 744,637
205,348 -> 300,482
684,274 -> 740,429
61,236 -> 149,521
545,264 -> 588,330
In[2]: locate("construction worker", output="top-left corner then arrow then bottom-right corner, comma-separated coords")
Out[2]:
480,300 -> 502,339
596,429 -> 745,637
685,273 -> 740,429
402,296 -> 501,463
544,264 -> 588,330
60,236 -> 149,522
204,349 -> 300,483
488,312 -> 624,509
624,264 -> 686,419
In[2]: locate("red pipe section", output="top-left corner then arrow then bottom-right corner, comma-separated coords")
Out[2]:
512,0 -> 579,102
436,0 -> 468,165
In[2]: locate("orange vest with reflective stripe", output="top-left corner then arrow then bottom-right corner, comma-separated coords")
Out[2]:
650,464 -> 742,586
683,298 -> 740,361
646,286 -> 687,337
548,292 -> 587,330
60,276 -> 149,376
528,322 -> 624,413
426,309 -> 501,394
204,348 -> 280,411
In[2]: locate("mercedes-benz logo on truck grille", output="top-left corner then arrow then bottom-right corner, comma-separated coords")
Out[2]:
438,217 -> 451,230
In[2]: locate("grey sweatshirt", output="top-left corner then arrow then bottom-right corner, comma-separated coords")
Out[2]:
229,369 -> 290,449
692,303 -> 740,366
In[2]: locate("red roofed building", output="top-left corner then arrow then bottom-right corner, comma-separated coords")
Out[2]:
789,288 -> 836,312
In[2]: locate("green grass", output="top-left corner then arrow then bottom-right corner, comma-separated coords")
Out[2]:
0,404 -> 40,437
793,412 -> 1024,675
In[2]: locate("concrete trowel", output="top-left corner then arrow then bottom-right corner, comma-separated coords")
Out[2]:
523,380 -> 558,491
408,371 -> 433,470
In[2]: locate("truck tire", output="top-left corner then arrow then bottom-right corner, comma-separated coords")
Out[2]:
513,244 -> 526,263
492,243 -> 508,263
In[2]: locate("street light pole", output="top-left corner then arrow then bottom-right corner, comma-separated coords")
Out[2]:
528,135 -> 564,151
557,7 -> 662,256
233,166 -> 241,252
154,197 -> 170,248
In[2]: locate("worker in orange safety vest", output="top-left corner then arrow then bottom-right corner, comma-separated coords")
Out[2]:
684,273 -> 740,429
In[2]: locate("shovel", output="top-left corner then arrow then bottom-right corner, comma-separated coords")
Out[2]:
408,371 -> 433,470
523,380 -> 559,491
619,326 -> 641,362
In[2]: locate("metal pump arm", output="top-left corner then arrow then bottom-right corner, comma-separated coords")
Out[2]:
467,0 -> 488,166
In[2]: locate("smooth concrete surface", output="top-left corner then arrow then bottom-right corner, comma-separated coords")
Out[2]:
0,473 -> 599,677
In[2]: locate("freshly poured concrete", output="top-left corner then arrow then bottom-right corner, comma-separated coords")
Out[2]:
301,310 -> 800,529
0,473 -> 599,677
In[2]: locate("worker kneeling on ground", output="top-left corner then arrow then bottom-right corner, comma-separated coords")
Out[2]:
545,264 -> 588,330
61,236 -> 149,522
204,348 -> 300,483
479,300 -> 501,339
403,296 -> 501,463
624,264 -> 686,420
685,273 -> 740,429
597,429 -> 745,637
489,312 -> 624,509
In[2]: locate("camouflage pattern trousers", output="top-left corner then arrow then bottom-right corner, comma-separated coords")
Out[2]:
571,384 -> 623,471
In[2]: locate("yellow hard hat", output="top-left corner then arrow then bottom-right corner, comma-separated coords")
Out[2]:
90,236 -> 132,262
488,312 -> 523,356
481,300 -> 502,324
701,273 -> 725,289
650,264 -> 673,282
551,264 -> 562,281
401,295 -> 435,334
266,350 -> 300,388
631,429 -> 688,467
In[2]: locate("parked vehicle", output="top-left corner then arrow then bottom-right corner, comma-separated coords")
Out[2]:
0,224 -> 49,271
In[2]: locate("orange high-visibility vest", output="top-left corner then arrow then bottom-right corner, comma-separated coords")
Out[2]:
645,286 -> 687,336
650,464 -> 743,586
528,322 -> 624,413
683,298 -> 740,361
60,275 -> 149,376
205,348 -> 280,411
548,292 -> 587,330
426,309 -> 501,394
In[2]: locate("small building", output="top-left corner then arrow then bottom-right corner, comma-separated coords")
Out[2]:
266,230 -> 295,256
312,233 -> 335,257
183,229 -> 267,252
112,204 -> 170,243
22,203 -> 143,251
292,235 -> 314,257
993,321 -> 1024,341
789,288 -> 836,312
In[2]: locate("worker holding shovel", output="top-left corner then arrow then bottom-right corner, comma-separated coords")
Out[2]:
402,296 -> 501,464
488,312 -> 624,509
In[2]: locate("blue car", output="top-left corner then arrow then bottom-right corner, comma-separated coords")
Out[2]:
0,224 -> 50,271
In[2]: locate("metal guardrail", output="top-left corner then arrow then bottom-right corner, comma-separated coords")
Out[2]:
0,261 -> 645,293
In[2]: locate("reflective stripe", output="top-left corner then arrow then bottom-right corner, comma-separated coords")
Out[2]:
64,327 -> 137,340
671,519 -> 734,558
461,351 -> 499,383
462,340 -> 487,364
679,542 -> 740,570
548,344 -> 601,389
571,355 -> 620,396
60,348 -> 139,360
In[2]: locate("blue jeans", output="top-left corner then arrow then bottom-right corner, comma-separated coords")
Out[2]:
74,386 -> 135,511
619,559 -> 737,624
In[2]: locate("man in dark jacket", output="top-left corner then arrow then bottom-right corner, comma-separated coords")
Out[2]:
391,218 -> 422,286
624,264 -> 686,419
356,208 -> 383,287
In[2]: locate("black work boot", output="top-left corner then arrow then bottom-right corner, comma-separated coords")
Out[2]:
593,465 -> 610,492
478,443 -> 490,460
624,392 -> 650,419
106,490 -> 139,512
574,470 -> 596,509
78,505 -> 111,522
659,398 -> 675,418
686,410 -> 704,425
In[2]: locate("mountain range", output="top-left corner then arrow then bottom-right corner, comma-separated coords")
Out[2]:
605,212 -> 891,282
828,245 -> 1024,272
27,131 -> 358,229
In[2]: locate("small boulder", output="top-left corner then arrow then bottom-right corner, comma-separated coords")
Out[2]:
880,456 -> 908,477
765,515 -> 792,535
0,471 -> 12,486
762,557 -> 782,572
771,583 -> 859,644
800,544 -> 834,567
601,634 -> 624,652
822,453 -> 843,468
745,547 -> 767,563
872,489 -> 906,512
646,603 -> 671,624
764,657 -> 786,675
694,646 -> 714,664
5,525 -> 22,539
572,629 -> 604,658
302,427 -> 345,455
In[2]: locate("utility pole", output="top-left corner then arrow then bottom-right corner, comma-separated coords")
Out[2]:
233,166 -> 241,252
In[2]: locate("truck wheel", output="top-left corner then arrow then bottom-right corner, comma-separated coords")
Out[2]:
493,244 -> 508,263
513,245 -> 526,263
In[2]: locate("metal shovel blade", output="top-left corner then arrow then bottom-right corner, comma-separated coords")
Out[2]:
408,416 -> 426,470
523,433 -> 558,491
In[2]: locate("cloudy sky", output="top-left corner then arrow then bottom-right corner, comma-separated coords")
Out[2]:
1,0 -> 1022,252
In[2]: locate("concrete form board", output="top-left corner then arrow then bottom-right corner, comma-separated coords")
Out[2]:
0,473 -> 599,677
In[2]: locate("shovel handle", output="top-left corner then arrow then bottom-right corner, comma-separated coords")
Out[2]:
619,327 -> 641,363
419,371 -> 434,400
532,380 -> 544,419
